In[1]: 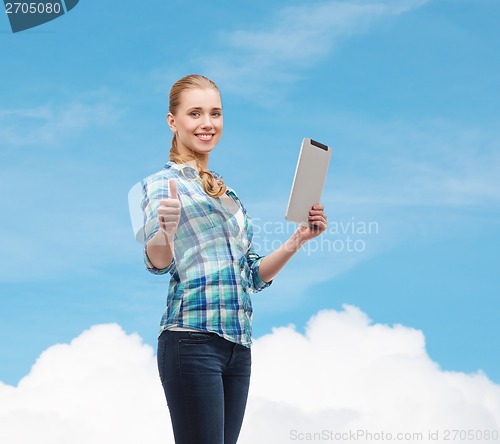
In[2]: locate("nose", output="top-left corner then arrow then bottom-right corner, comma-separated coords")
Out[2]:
200,114 -> 214,129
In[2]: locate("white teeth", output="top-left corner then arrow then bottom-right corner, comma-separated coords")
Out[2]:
197,134 -> 213,140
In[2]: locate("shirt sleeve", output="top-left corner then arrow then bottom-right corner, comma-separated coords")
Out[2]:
141,174 -> 175,275
143,245 -> 175,275
246,247 -> 272,292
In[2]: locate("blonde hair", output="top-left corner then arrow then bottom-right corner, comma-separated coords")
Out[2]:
168,74 -> 227,198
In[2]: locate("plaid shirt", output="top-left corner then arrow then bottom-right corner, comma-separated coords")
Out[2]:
141,161 -> 272,347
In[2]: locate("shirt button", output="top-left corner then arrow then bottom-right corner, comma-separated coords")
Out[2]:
240,265 -> 244,270
243,287 -> 247,292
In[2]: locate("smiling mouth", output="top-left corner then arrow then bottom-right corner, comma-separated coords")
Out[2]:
196,133 -> 214,141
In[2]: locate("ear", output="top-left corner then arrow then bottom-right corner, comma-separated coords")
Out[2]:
166,113 -> 176,133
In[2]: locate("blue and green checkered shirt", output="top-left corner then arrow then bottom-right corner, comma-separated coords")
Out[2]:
141,161 -> 272,347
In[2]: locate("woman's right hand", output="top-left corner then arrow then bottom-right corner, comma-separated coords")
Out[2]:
158,178 -> 181,239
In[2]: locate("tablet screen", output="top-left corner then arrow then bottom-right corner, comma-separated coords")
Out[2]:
285,138 -> 332,225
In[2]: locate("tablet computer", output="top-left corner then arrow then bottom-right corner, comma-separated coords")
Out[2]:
285,138 -> 332,225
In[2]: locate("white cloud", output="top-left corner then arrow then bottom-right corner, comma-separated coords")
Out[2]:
1,306 -> 499,444
197,0 -> 429,101
0,324 -> 173,444
243,306 -> 500,443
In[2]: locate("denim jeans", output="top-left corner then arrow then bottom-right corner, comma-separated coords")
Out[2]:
157,329 -> 251,444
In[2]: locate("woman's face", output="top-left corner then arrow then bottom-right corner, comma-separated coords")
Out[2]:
167,87 -> 223,160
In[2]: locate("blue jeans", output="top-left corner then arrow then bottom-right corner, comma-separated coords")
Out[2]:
157,330 -> 251,444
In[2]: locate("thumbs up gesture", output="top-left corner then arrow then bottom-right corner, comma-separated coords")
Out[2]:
158,178 -> 181,239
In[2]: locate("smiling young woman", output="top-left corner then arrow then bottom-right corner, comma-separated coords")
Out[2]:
167,75 -> 226,198
140,74 -> 327,444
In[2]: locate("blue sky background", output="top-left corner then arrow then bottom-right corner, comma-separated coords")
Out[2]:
1,0 -> 499,387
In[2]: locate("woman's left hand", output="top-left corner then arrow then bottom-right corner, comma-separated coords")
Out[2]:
297,204 -> 327,242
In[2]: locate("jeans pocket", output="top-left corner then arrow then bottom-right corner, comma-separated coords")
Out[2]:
157,337 -> 168,383
179,331 -> 218,343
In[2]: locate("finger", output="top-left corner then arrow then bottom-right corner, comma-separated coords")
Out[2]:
309,217 -> 327,226
159,200 -> 181,211
308,214 -> 327,221
169,178 -> 178,200
309,221 -> 327,231
158,200 -> 181,211
158,212 -> 180,223
162,221 -> 179,230
310,206 -> 325,213
309,210 -> 324,216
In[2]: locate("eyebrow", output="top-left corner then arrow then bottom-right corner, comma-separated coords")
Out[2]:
188,106 -> 223,111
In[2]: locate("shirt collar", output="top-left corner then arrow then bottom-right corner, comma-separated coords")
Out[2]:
164,160 -> 223,180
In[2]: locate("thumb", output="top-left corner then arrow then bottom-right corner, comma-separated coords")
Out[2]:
168,178 -> 178,200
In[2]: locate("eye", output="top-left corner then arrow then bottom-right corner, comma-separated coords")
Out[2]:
211,111 -> 222,118
190,111 -> 201,117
